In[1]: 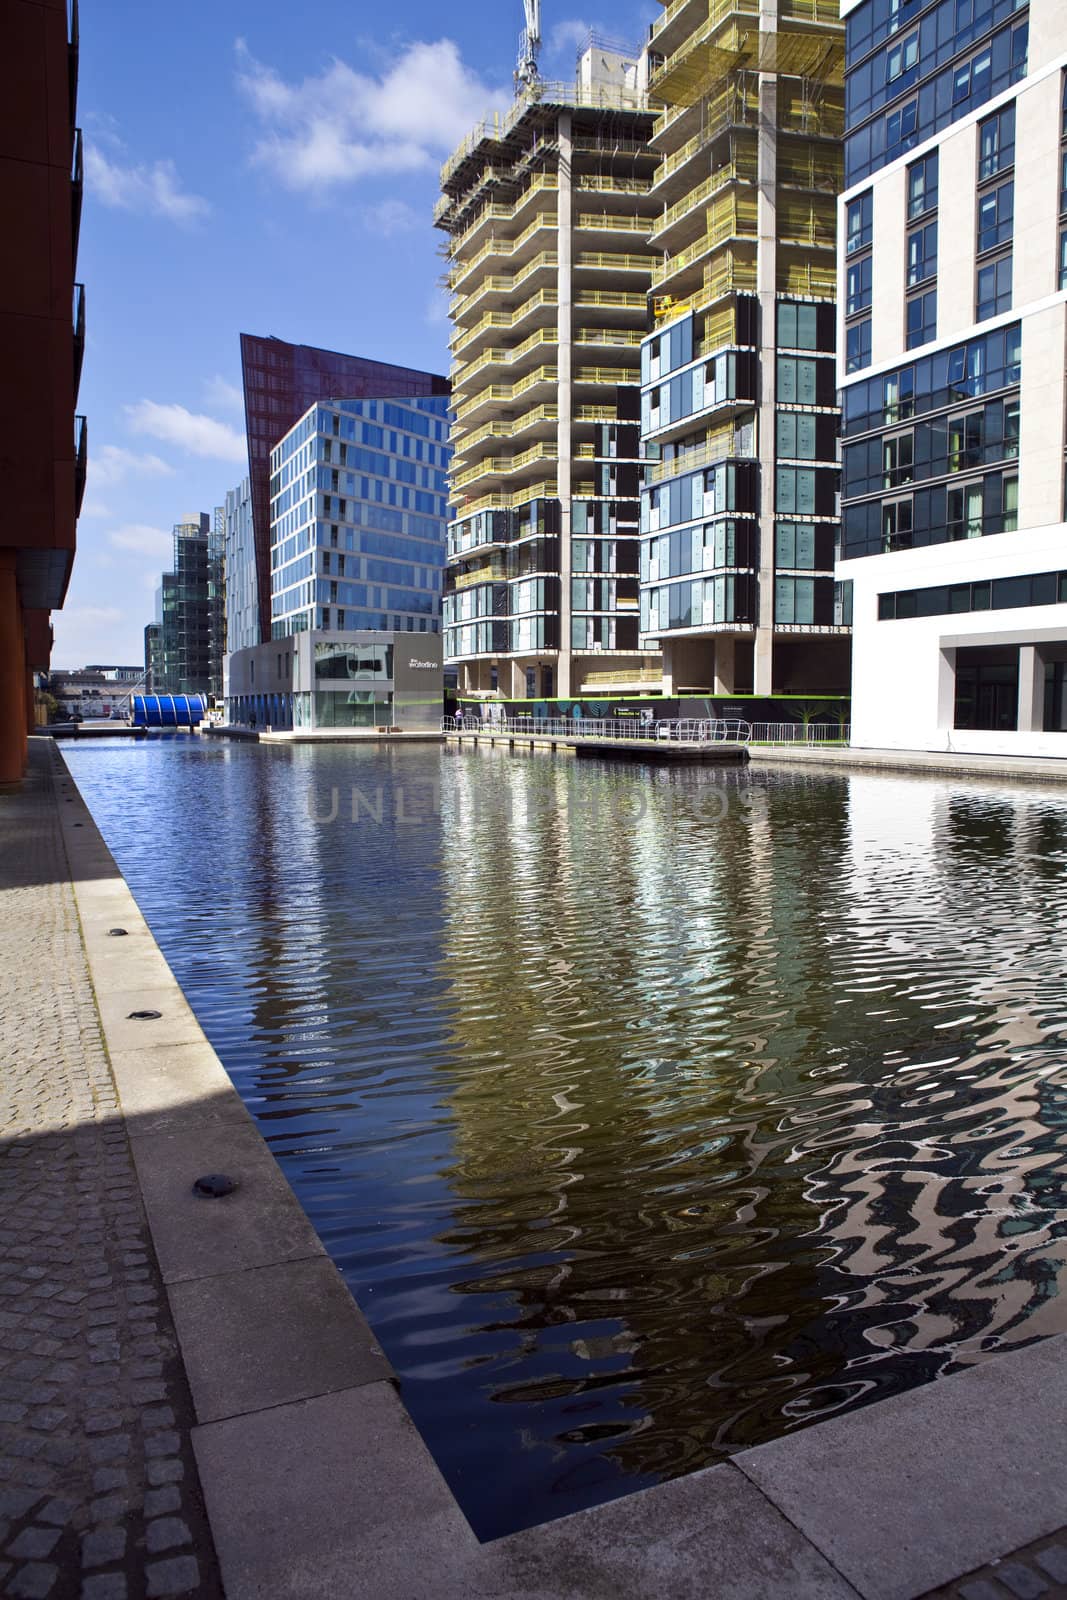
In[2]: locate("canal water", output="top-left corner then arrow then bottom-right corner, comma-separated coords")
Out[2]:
64,736 -> 1067,1539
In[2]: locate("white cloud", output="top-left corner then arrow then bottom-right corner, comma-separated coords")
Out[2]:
548,19 -> 595,56
236,37 -> 510,193
363,198 -> 420,236
78,497 -> 112,520
85,145 -> 210,224
425,287 -> 450,327
107,523 -> 174,560
90,445 -> 175,490
203,375 -> 245,413
51,605 -> 126,670
126,400 -> 246,463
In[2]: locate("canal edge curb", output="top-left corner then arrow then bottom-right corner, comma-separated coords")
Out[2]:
50,736 -> 1067,1599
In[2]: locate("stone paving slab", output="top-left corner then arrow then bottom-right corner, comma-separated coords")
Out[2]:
0,741 -> 222,1599
921,1530 -> 1067,1599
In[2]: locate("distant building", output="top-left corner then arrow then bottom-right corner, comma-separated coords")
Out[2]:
837,0 -> 1064,754
226,629 -> 443,733
158,515 -> 225,698
1,0 -> 85,779
50,669 -> 128,721
144,624 -> 163,693
238,334 -> 449,644
223,477 -> 257,655
266,395 -> 451,639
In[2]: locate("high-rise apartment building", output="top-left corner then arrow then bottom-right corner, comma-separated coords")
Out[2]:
637,0 -> 851,699
437,41 -> 664,701
838,0 -> 1065,754
1,0 -> 85,780
238,334 -> 449,645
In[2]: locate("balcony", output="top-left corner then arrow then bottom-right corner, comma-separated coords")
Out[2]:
71,128 -> 83,266
74,415 -> 87,519
72,283 -> 85,401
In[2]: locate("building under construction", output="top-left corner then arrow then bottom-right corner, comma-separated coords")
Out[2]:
437,36 -> 664,701
638,0 -> 851,698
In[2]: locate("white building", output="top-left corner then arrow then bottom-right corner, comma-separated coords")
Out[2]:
838,0 -> 1067,756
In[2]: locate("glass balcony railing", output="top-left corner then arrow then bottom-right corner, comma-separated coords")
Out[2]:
74,414 -> 87,519
73,283 -> 85,401
71,127 -> 83,267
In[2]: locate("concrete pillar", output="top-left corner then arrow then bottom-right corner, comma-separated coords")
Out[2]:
714,634 -> 736,695
754,0 -> 778,699
556,110 -> 574,700
1018,645 -> 1047,734
509,659 -> 528,700
660,641 -> 675,695
0,555 -> 26,784
936,646 -> 957,736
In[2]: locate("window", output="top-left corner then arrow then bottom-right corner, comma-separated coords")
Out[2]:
947,481 -> 985,540
777,355 -> 824,403
886,30 -> 918,83
777,302 -> 820,349
906,221 -> 937,287
976,254 -> 1012,320
775,521 -> 817,569
883,432 -> 914,487
906,153 -> 938,219
1060,230 -> 1067,291
882,499 -> 913,552
847,255 -> 873,315
846,192 -> 873,256
906,289 -> 937,349
776,412 -> 817,459
775,576 -> 816,625
978,104 -> 1015,181
977,180 -> 1013,253
886,99 -> 917,156
846,318 -> 872,373
776,467 -> 817,514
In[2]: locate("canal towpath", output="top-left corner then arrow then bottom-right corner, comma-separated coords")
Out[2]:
3,734 -> 1067,1599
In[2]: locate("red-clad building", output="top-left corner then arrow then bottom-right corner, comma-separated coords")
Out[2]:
239,335 -> 448,644
0,0 -> 84,781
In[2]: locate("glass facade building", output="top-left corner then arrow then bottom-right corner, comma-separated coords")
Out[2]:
223,476 -> 258,655
239,334 -> 449,645
157,515 -> 226,698
268,396 -> 451,640
837,0 -> 1067,755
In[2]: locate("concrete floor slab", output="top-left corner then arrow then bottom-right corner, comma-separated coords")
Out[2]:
128,1117 -> 325,1285
108,1041 -> 253,1133
192,1381 -> 478,1600
737,1333 -> 1067,1600
490,1461 -> 864,1600
169,1257 -> 392,1424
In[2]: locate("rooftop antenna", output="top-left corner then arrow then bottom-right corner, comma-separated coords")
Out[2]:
516,0 -> 541,89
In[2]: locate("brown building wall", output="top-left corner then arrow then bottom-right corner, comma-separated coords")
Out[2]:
0,0 -> 81,779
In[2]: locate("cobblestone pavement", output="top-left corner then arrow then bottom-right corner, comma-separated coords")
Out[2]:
922,1531 -> 1067,1599
0,745 -> 221,1599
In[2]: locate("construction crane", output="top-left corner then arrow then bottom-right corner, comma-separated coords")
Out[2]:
516,0 -> 541,89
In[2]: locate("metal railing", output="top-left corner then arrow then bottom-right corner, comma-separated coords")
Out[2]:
443,715 -> 752,744
748,722 -> 850,744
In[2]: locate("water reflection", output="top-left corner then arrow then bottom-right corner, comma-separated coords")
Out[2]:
65,738 -> 1067,1540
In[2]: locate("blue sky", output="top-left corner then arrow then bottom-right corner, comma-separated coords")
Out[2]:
58,0 -> 657,668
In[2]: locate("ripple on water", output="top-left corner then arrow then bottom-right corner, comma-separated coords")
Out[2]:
65,737 -> 1067,1538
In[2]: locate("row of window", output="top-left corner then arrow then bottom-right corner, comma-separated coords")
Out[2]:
843,323 -> 1020,436
878,568 -> 1067,619
843,395 -> 1019,496
842,467 -> 1017,556
641,575 -> 754,633
845,0 -> 1025,126
845,16 -> 1027,184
